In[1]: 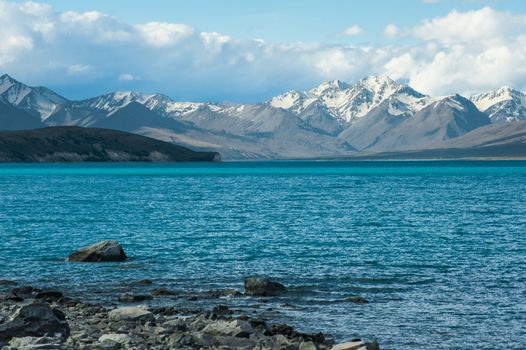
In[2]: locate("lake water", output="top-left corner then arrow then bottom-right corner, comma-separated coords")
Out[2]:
0,161 -> 525,349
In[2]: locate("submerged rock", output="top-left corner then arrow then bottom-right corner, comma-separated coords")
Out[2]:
67,240 -> 127,262
0,303 -> 70,344
136,279 -> 153,286
207,289 -> 243,298
244,277 -> 286,296
118,293 -> 153,303
344,296 -> 369,304
11,286 -> 33,295
152,288 -> 178,297
0,280 -> 17,286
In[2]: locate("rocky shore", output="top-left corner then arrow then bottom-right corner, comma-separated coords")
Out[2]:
0,241 -> 381,349
0,285 -> 380,350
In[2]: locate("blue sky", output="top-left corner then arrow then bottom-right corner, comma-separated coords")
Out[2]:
39,0 -> 526,44
2,0 -> 526,101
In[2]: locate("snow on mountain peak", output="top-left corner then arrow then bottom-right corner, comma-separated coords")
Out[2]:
0,74 -> 21,95
470,86 -> 526,123
0,74 -> 68,119
359,75 -> 398,91
270,75 -> 432,123
310,80 -> 350,95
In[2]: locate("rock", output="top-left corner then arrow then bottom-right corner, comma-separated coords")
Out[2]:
0,280 -> 17,286
135,279 -> 153,285
0,303 -> 70,343
108,306 -> 154,323
202,319 -> 254,338
273,334 -> 293,348
36,290 -> 64,303
344,296 -> 369,304
244,277 -> 286,296
208,289 -> 243,298
366,340 -> 380,350
11,286 -> 34,295
0,293 -> 23,303
67,240 -> 127,262
300,341 -> 320,350
190,332 -> 215,347
212,305 -> 232,316
8,336 -> 64,349
98,333 -> 130,344
270,324 -> 296,338
216,335 -> 255,348
152,288 -> 177,296
118,293 -> 153,303
331,340 -> 367,350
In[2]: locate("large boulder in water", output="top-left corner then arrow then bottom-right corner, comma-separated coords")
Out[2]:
67,240 -> 127,262
244,277 -> 286,296
0,303 -> 70,344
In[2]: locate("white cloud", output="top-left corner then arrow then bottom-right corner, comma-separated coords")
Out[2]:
0,1 -> 526,99
413,7 -> 526,44
342,25 -> 363,36
384,7 -> 526,95
384,24 -> 399,38
67,64 -> 92,75
118,73 -> 135,81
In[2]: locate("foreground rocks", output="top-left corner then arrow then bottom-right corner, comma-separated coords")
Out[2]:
67,240 -> 127,262
0,303 -> 69,344
0,287 -> 381,350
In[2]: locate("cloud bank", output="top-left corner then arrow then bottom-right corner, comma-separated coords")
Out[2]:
1,2 -> 526,101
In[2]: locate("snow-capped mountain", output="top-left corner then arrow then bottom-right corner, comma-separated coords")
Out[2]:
1,73 -> 524,159
0,74 -> 68,120
63,90 -> 225,119
340,94 -> 491,152
470,86 -> 526,123
270,76 -> 435,124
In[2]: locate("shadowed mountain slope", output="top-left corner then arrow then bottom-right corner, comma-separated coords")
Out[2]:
0,126 -> 220,162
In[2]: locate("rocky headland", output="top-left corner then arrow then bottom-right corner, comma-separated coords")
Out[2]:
0,127 -> 220,163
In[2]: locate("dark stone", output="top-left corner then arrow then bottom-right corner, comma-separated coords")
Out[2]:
0,280 -> 17,286
0,293 -> 23,302
366,340 -> 381,350
36,290 -> 64,303
118,293 -> 153,302
0,303 -> 70,343
270,324 -> 296,337
345,296 -> 370,304
152,288 -> 178,296
212,305 -> 232,316
67,240 -> 127,262
11,286 -> 33,295
136,279 -> 153,285
244,277 -> 286,296
207,289 -> 243,298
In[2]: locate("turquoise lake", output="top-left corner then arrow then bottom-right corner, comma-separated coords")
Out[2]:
0,161 -> 525,349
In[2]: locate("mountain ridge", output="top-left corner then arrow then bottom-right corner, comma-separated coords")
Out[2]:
0,73 -> 524,159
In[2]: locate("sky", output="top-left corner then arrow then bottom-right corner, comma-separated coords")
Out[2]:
1,0 -> 526,101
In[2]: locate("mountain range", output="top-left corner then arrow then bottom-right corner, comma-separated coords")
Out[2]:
1,73 -> 525,159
